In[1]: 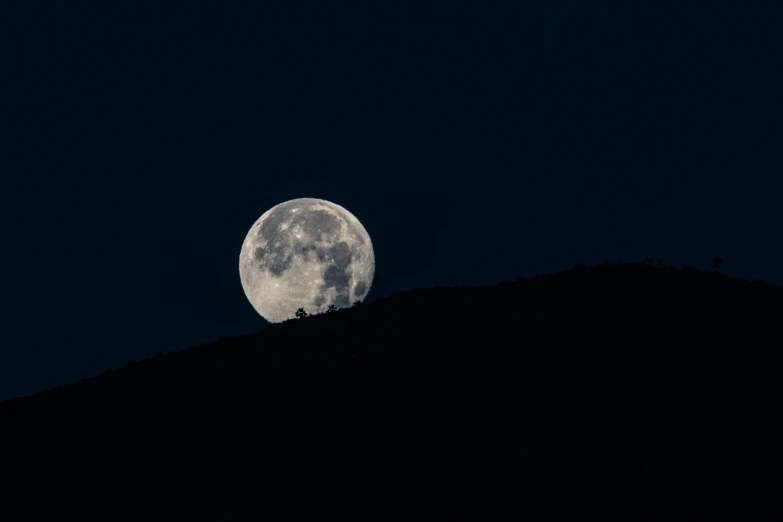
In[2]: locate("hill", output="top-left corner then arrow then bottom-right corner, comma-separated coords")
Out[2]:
1,263 -> 780,520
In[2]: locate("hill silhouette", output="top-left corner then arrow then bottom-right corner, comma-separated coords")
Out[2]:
1,263 -> 779,520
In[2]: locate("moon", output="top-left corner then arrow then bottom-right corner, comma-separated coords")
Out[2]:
239,198 -> 375,322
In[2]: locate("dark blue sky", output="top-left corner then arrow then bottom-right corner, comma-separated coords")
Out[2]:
3,2 -> 780,400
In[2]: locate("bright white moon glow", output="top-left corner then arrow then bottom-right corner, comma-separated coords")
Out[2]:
239,198 -> 375,322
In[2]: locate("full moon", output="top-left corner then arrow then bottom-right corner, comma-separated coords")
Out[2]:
239,198 -> 375,322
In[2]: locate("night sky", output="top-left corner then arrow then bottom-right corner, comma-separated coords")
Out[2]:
4,2 -> 780,401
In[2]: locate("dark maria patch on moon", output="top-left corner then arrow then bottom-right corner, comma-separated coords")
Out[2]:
293,209 -> 340,242
298,243 -> 317,262
321,240 -> 354,309
322,242 -> 352,287
330,241 -> 352,269
269,250 -> 293,277
323,265 -> 350,290
258,203 -> 293,241
333,293 -> 351,308
354,281 -> 366,297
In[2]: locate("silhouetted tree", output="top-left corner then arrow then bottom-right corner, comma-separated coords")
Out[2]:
641,258 -> 654,266
295,308 -> 309,319
712,256 -> 724,274
656,259 -> 664,267
352,300 -> 363,307
326,304 -> 337,313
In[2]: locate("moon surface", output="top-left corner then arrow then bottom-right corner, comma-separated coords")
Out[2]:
239,198 -> 375,322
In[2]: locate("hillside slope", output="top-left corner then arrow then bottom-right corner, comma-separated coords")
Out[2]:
1,264 -> 780,520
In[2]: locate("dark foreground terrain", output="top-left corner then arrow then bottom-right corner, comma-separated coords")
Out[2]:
1,264 -> 779,520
